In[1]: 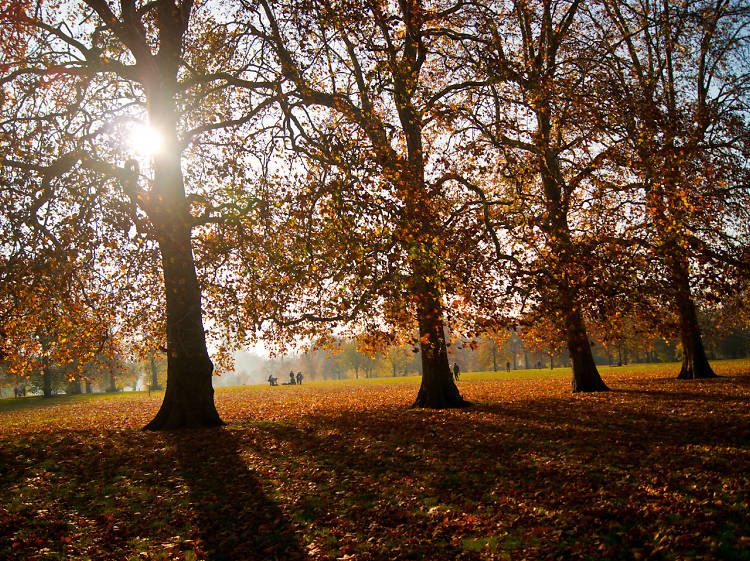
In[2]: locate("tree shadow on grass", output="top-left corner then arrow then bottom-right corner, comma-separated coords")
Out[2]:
169,428 -> 307,561
610,386 -> 750,404
232,382 -> 750,559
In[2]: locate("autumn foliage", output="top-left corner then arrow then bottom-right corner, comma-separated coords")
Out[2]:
1,0 -> 749,429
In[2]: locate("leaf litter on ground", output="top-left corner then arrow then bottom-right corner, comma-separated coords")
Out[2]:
1,362 -> 749,560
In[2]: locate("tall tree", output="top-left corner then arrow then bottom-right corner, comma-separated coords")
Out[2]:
596,0 -> 750,379
0,1 -> 277,428
465,0 -> 614,391
232,0 -> 492,407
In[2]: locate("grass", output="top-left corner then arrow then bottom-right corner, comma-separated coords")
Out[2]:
0,389 -> 146,413
1,359 -> 749,560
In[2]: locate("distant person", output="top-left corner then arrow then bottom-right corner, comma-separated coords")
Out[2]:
506,361 -> 511,373
289,371 -> 296,385
453,362 -> 460,381
296,371 -> 303,385
267,374 -> 277,386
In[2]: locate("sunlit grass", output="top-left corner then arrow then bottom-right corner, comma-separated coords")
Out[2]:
4,359 -> 749,415
0,389 -> 163,414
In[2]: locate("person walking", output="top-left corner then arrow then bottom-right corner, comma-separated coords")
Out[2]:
296,371 -> 303,385
453,362 -> 460,381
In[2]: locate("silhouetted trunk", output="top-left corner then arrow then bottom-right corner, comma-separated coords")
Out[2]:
143,217 -> 223,430
141,58 -> 223,430
541,167 -> 608,392
412,273 -> 469,408
566,304 -> 609,392
529,53 -> 609,392
669,254 -> 716,379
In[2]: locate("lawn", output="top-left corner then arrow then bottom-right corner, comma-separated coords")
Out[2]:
1,360 -> 749,560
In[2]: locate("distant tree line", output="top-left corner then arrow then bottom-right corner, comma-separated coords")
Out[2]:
234,323 -> 750,385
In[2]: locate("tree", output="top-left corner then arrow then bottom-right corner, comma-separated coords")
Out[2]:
1,1 -> 278,428
596,0 -> 750,378
476,337 -> 500,372
465,0 -> 614,391
339,341 -> 367,379
0,261 -> 117,397
148,354 -> 166,391
230,0 -> 485,407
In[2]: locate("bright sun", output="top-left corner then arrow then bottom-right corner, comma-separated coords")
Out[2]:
128,123 -> 163,156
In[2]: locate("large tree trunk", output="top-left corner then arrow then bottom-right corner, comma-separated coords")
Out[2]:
544,223 -> 608,392
142,70 -> 223,430
400,125 -> 466,406
536,130 -> 608,392
669,254 -> 716,379
143,220 -> 223,430
412,273 -> 469,408
565,304 -> 609,392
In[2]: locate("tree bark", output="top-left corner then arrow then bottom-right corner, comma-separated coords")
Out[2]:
565,304 -> 609,392
142,67 -> 223,430
669,254 -> 717,379
412,272 -> 469,408
536,114 -> 608,392
143,223 -> 223,429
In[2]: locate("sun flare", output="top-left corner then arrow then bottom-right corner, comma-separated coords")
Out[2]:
128,124 -> 162,156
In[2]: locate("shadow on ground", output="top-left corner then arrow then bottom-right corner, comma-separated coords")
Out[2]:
170,427 -> 306,561
0,427 -> 306,561
1,373 -> 749,560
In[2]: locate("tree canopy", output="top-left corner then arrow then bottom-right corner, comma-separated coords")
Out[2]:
1,0 -> 748,428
